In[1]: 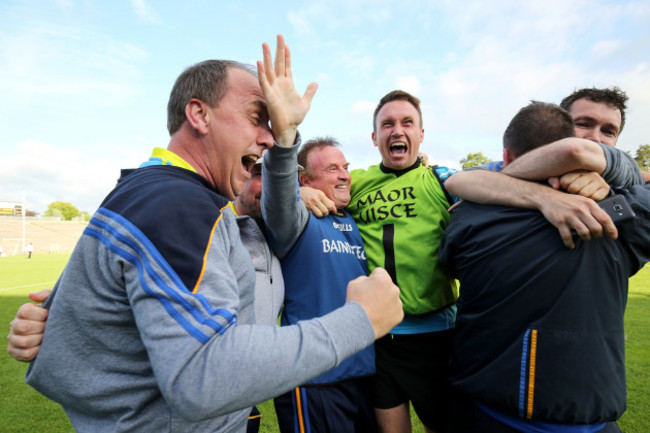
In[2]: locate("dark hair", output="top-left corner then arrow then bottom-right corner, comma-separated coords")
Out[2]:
503,101 -> 575,158
167,60 -> 255,135
560,86 -> 628,132
298,136 -> 341,180
372,90 -> 423,131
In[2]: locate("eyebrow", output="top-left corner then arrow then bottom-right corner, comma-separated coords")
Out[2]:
382,115 -> 413,122
322,162 -> 349,170
250,99 -> 268,113
574,115 -> 620,132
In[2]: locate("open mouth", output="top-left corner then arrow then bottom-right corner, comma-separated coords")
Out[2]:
242,155 -> 259,174
390,142 -> 407,155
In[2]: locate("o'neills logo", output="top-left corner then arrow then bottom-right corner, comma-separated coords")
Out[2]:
332,222 -> 353,232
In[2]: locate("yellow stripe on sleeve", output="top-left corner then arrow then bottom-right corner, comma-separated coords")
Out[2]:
526,329 -> 538,419
192,213 -> 223,294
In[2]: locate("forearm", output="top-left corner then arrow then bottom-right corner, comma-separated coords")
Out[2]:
167,302 -> 374,420
445,170 -> 553,209
599,143 -> 645,187
502,138 -> 606,180
261,141 -> 309,258
129,228 -> 374,420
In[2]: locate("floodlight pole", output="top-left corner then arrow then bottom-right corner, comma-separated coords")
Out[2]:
22,191 -> 26,253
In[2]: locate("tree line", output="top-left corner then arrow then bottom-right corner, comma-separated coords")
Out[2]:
460,144 -> 650,171
43,201 -> 91,221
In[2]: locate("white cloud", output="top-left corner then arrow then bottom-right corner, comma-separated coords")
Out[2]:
130,0 -> 162,24
395,75 -> 422,95
288,10 -> 313,36
0,0 -> 648,211
0,23 -> 147,108
288,0 -> 392,35
0,140 -> 144,214
53,0 -> 73,10
315,72 -> 331,85
591,39 -> 624,57
349,101 -> 376,115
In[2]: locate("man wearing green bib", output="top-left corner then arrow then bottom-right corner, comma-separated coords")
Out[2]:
346,90 -> 459,433
301,90 -> 459,432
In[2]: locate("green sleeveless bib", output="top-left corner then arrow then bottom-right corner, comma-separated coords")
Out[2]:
349,164 -> 458,314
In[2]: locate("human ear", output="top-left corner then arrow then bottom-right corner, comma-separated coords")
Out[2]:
185,99 -> 209,135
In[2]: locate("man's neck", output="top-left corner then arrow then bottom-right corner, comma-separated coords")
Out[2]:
380,158 -> 422,176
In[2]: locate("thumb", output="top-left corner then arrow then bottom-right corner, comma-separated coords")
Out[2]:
303,82 -> 319,105
28,289 -> 51,303
330,200 -> 338,214
368,267 -> 390,280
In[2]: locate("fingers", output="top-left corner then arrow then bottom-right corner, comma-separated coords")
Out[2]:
312,202 -> 328,218
259,41 -> 274,90
447,201 -> 462,212
588,186 -> 610,202
274,34 -> 286,77
417,152 -> 430,168
16,302 -> 49,322
257,60 -> 269,94
564,202 -> 617,245
547,176 -> 561,190
7,312 -> 45,362
7,343 -> 41,363
263,42 -> 273,79
28,289 -> 51,303
346,267 -> 403,339
7,304 -> 48,363
8,327 -> 44,348
312,199 -> 332,218
321,195 -> 335,215
284,39 -> 292,79
558,172 -> 611,201
557,226 -> 575,249
368,267 -> 391,280
540,191 -> 618,249
592,206 -> 618,240
300,187 -> 334,217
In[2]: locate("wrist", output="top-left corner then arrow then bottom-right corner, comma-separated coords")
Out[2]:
527,183 -> 556,210
273,127 -> 299,148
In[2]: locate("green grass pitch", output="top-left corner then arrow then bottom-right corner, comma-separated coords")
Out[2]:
1,254 -> 647,432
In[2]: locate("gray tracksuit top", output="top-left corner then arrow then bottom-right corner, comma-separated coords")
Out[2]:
26,164 -> 374,432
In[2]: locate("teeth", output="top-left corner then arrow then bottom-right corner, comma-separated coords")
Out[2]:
242,155 -> 259,172
389,142 -> 407,155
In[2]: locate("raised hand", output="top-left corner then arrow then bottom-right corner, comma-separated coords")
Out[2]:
257,34 -> 318,147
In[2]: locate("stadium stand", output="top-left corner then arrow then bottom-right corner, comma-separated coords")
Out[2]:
0,217 -> 87,256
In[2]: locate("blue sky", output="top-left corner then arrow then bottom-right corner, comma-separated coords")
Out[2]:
1,0 -> 649,213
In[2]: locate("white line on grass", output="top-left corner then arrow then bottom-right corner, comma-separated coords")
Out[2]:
0,281 -> 56,292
